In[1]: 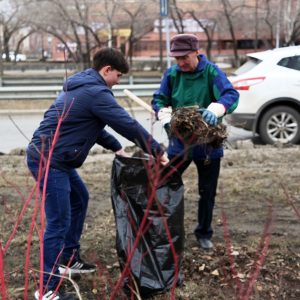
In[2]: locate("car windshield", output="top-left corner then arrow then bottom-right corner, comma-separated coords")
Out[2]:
233,57 -> 262,75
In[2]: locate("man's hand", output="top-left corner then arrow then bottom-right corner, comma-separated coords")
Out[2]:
158,107 -> 172,125
199,103 -> 226,126
199,109 -> 218,126
115,148 -> 130,157
159,152 -> 169,166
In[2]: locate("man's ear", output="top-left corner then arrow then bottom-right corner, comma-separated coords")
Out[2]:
102,65 -> 111,75
99,65 -> 111,78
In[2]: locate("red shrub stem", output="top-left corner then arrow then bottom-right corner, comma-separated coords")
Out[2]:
0,243 -> 6,300
239,202 -> 274,300
221,208 -> 242,294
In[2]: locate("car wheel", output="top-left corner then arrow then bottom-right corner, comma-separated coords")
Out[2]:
259,106 -> 300,144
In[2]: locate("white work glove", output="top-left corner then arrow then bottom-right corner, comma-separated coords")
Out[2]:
206,103 -> 226,118
157,107 -> 172,126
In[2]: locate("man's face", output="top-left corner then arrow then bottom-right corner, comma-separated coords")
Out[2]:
102,66 -> 123,88
174,51 -> 199,72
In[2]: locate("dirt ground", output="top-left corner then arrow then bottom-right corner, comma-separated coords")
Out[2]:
0,143 -> 300,300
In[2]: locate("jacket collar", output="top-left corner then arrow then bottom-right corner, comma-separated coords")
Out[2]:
88,68 -> 107,86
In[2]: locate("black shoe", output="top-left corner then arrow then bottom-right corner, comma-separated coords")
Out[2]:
197,238 -> 214,250
34,285 -> 77,300
58,257 -> 96,275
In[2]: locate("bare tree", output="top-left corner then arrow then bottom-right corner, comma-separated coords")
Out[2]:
14,29 -> 34,59
188,11 -> 217,61
101,0 -> 119,47
0,0 -> 32,62
167,0 -> 216,60
241,0 -> 275,50
262,0 -> 277,48
119,1 -> 157,67
254,0 -> 259,50
169,0 -> 185,33
27,0 -> 107,68
282,0 -> 300,45
163,0 -> 250,65
260,0 -> 300,47
218,0 -> 241,67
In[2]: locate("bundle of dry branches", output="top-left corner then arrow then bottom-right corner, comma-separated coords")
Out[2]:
170,107 -> 228,148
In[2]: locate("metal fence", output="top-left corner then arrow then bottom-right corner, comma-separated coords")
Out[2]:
0,84 -> 160,101
1,75 -> 162,87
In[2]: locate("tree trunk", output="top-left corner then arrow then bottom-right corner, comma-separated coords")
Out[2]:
221,0 -> 240,67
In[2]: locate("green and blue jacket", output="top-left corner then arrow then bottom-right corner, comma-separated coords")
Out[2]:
152,54 -> 239,159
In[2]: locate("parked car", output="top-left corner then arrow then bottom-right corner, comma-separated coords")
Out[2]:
226,46 -> 300,144
2,52 -> 27,61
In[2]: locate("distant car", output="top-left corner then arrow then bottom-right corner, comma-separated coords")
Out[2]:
226,46 -> 300,144
2,52 -> 27,61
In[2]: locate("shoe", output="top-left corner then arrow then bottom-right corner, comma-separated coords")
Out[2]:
34,286 -> 77,300
198,238 -> 214,250
58,257 -> 96,275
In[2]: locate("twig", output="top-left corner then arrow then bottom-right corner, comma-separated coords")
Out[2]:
8,115 -> 31,143
280,183 -> 300,219
31,268 -> 82,300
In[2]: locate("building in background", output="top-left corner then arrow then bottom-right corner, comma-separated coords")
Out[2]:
3,0 -> 300,67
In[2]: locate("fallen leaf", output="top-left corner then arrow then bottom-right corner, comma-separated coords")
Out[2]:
216,219 -> 223,226
92,289 -> 98,294
202,255 -> 212,260
199,264 -> 205,271
256,285 -> 263,291
211,269 -> 219,276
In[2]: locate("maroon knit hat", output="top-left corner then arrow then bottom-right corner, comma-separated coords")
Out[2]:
170,34 -> 199,57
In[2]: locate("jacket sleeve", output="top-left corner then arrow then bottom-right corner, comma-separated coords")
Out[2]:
210,64 -> 239,114
96,130 -> 122,152
91,90 -> 163,157
151,68 -> 172,115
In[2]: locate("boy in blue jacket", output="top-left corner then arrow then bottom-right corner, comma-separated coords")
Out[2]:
27,48 -> 168,300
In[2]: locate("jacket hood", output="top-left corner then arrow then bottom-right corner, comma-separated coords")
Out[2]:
63,68 -> 106,91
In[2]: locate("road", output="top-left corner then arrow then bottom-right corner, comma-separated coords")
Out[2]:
0,110 -> 253,154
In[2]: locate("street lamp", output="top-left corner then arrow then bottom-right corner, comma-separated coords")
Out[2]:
160,0 -> 171,68
275,0 -> 281,48
0,0 -> 4,86
0,21 -> 3,86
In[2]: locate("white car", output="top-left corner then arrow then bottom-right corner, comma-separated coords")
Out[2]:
226,46 -> 300,144
2,52 -> 27,61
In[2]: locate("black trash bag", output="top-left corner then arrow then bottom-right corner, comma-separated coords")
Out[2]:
111,155 -> 184,298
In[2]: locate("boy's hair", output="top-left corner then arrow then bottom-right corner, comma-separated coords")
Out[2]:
93,48 -> 129,74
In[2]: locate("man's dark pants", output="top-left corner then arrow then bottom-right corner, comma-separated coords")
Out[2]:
169,155 -> 221,240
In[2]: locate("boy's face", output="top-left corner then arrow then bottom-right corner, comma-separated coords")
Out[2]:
174,51 -> 199,72
101,66 -> 123,88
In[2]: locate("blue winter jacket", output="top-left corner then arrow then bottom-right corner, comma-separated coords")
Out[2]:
152,55 -> 239,160
27,68 -> 162,171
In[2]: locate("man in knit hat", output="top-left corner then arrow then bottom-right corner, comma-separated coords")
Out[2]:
152,34 -> 239,250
